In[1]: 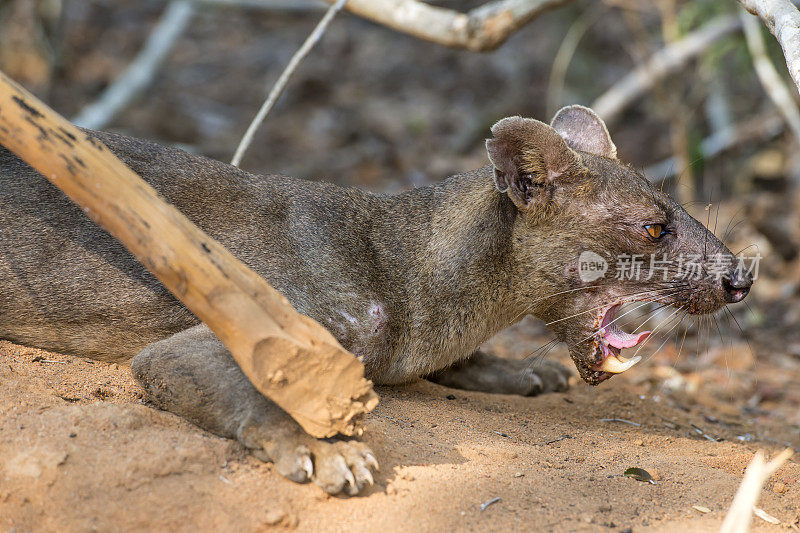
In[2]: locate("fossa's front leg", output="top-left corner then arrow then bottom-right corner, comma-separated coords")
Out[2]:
131,324 -> 377,495
426,350 -> 571,396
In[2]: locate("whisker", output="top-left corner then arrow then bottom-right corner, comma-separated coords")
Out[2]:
725,306 -> 753,353
643,312 -> 687,364
544,288 -> 682,328
629,302 -> 675,334
711,313 -> 733,386
656,313 -> 691,396
735,243 -> 760,256
743,300 -> 759,322
695,316 -> 703,367
511,281 -> 690,325
532,283 -> 684,322
571,304 -> 678,356
531,291 -> 682,361
628,306 -> 684,360
675,313 -> 690,367
721,205 -> 747,241
703,189 -> 713,261
523,338 -> 560,369
571,294 -> 681,348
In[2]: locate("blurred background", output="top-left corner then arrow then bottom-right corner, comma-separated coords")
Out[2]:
1,0 -> 799,442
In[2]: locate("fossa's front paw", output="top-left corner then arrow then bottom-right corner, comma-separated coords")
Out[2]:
428,351 -> 572,396
243,424 -> 378,495
526,359 -> 571,394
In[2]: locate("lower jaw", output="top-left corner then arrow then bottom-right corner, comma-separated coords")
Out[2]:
584,369 -> 614,385
593,371 -> 614,383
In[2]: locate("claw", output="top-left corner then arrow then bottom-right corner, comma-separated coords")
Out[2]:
301,455 -> 314,479
361,467 -> 374,486
354,465 -> 374,487
344,467 -> 356,487
364,452 -> 379,471
343,464 -> 358,495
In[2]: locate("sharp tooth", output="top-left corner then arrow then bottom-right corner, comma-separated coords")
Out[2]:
598,354 -> 642,373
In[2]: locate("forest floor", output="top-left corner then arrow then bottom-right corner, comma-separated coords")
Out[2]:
1,307 -> 798,532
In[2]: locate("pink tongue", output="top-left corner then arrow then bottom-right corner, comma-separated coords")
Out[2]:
603,324 -> 651,349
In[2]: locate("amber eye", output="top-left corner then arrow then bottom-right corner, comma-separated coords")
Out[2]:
644,224 -> 666,239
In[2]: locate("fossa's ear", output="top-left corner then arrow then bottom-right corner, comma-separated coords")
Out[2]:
485,116 -> 585,211
550,105 -> 617,159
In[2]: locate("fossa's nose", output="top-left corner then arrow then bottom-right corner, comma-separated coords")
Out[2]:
722,268 -> 752,303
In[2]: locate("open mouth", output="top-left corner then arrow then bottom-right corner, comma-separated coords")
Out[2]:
591,303 -> 652,380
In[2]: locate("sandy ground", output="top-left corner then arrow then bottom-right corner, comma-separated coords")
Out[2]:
1,317 -> 798,533
1,2 -> 799,532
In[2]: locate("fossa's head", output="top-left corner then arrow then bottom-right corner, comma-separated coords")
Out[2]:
486,106 -> 752,385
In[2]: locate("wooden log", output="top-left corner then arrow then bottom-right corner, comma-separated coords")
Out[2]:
0,71 -> 378,438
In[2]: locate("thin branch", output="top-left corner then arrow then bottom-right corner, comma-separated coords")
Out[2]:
645,111 -> 784,182
230,0 -> 346,167
319,0 -> 573,52
738,0 -> 800,95
72,0 -> 195,130
591,15 -> 742,124
741,7 -> 800,145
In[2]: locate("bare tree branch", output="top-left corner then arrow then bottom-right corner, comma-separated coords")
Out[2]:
230,0 -> 346,167
72,0 -> 195,129
319,0 -> 573,52
738,0 -> 800,95
741,7 -> 800,146
591,15 -> 742,124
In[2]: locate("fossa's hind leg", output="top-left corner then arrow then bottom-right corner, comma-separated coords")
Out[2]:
131,324 -> 377,495
426,350 -> 571,396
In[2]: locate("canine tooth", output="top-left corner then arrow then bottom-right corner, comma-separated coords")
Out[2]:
598,354 -> 642,373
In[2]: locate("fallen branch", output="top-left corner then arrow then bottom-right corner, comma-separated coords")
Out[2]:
231,0 -> 346,167
738,0 -> 800,95
319,0 -> 573,52
720,448 -> 793,533
72,0 -> 195,129
740,7 -> 800,145
591,15 -> 742,124
0,70 -> 378,438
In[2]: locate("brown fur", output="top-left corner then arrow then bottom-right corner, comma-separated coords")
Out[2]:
0,105 -> 749,494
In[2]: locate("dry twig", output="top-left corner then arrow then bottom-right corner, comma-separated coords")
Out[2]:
720,448 -> 793,533
319,0 -> 573,52
72,0 -> 195,129
230,0 -> 346,167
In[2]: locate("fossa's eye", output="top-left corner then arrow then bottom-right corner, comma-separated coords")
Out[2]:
644,224 -> 666,240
